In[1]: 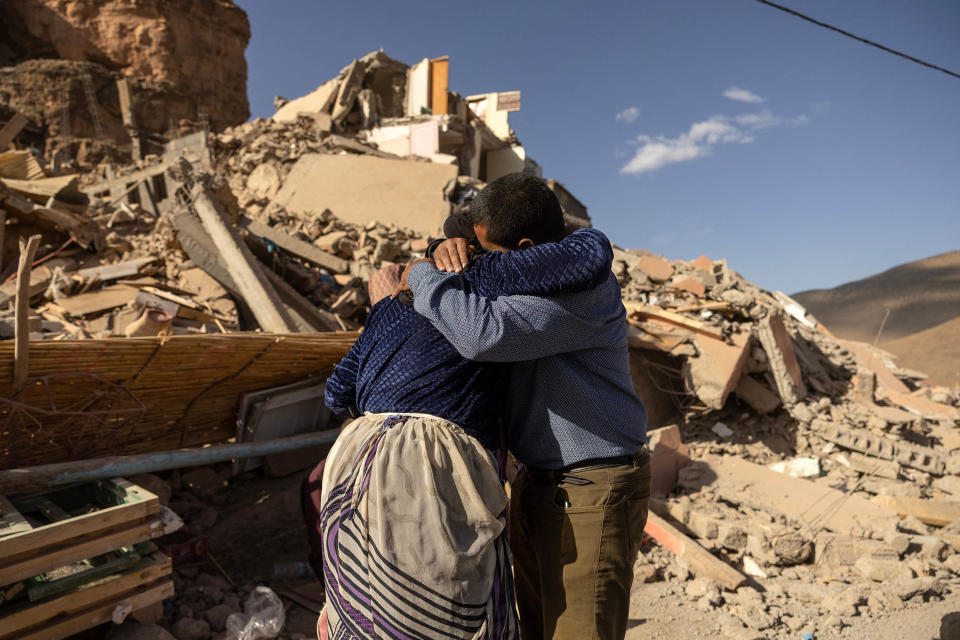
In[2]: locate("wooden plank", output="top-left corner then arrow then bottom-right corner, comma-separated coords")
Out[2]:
79,162 -> 168,198
644,512 -> 746,591
0,553 -> 170,634
872,495 -> 960,527
14,235 -> 41,389
0,114 -> 29,150
53,284 -> 139,317
76,259 -> 154,283
623,302 -> 725,340
0,496 -> 31,539
0,484 -> 158,562
191,185 -> 295,333
242,217 -> 349,274
261,266 -> 342,332
0,516 -> 163,585
700,455 -> 897,535
13,578 -> 174,640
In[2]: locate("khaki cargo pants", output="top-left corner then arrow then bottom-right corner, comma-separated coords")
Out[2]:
509,453 -> 651,640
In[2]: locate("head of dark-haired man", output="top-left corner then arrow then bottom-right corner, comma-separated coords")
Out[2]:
469,173 -> 566,252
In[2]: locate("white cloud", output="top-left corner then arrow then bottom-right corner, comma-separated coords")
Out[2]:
615,106 -> 640,123
723,87 -> 765,103
620,109 -> 810,175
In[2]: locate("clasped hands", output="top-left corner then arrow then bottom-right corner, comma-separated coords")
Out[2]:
390,238 -> 475,299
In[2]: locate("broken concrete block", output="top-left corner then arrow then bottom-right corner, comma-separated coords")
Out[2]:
633,563 -> 660,583
314,231 -> 352,257
331,287 -> 367,318
684,331 -> 751,410
735,375 -> 781,414
873,494 -> 960,527
246,163 -> 281,199
691,254 -> 713,272
855,553 -> 914,583
204,603 -> 235,632
372,237 -> 402,264
172,618 -> 210,640
757,313 -> 806,406
835,451 -> 901,480
712,421 -> 734,439
636,255 -> 674,281
720,288 -> 752,307
181,467 -> 227,499
272,79 -> 339,123
814,532 -> 899,571
933,475 -> 960,496
646,424 -> 690,496
673,277 -> 706,297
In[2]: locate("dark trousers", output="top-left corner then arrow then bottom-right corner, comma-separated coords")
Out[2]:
509,455 -> 651,640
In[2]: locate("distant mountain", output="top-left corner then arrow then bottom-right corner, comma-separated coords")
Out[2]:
881,317 -> 960,388
792,250 -> 960,387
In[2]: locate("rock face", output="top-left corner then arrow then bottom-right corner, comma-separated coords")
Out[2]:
0,0 -> 250,162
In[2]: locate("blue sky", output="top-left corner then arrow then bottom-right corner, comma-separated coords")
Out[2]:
236,0 -> 959,294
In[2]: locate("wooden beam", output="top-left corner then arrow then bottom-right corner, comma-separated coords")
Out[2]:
116,78 -> 141,162
79,162 -> 168,198
0,516 -> 163,586
0,114 -> 29,150
644,511 -> 746,591
190,185 -> 296,333
9,578 -> 174,640
14,234 -> 41,388
242,216 -> 349,274
872,495 -> 960,527
624,302 -> 725,341
0,554 -> 169,635
261,266 -> 343,332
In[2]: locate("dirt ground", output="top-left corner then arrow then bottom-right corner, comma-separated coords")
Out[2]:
157,469 -> 958,640
626,581 -> 959,640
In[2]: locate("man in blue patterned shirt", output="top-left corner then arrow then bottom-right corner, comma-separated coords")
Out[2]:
406,173 -> 651,640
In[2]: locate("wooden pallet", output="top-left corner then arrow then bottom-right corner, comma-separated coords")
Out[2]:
0,478 -> 173,639
0,552 -> 172,640
0,478 -> 162,586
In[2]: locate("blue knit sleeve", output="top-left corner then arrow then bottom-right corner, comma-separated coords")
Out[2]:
465,228 -> 612,298
324,304 -> 381,416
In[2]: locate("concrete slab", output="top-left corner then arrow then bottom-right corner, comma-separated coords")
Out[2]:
273,80 -> 338,123
273,153 -> 457,237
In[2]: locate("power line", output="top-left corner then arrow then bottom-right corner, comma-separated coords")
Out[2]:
753,0 -> 960,81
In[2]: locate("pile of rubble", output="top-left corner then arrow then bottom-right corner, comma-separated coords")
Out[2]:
1,41 -> 959,640
0,47 -> 589,342
611,246 -> 960,638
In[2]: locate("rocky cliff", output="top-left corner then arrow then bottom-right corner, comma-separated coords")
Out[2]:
0,0 -> 250,163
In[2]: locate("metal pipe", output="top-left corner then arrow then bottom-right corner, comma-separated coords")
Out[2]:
0,430 -> 340,495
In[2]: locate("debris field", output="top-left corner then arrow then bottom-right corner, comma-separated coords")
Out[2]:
0,3 -> 958,639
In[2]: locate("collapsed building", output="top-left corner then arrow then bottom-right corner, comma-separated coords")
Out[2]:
0,8 -> 958,638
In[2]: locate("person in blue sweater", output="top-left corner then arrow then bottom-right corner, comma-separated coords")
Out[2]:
407,173 -> 650,640
315,196 -> 614,640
